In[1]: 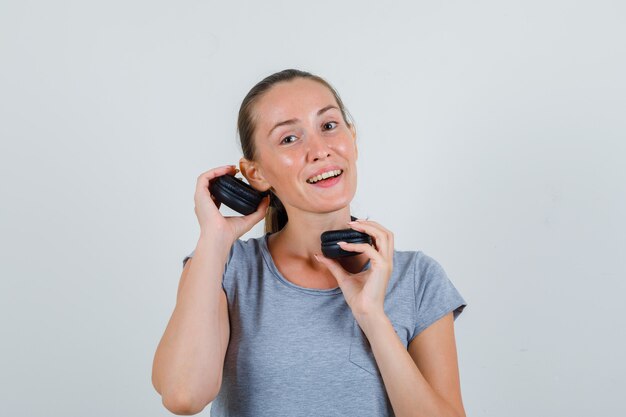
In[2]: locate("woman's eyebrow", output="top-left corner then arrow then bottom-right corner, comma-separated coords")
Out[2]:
267,105 -> 339,136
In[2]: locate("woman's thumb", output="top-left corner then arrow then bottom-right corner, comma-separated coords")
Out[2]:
244,194 -> 270,225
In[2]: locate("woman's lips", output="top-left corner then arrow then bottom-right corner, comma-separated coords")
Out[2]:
307,171 -> 343,188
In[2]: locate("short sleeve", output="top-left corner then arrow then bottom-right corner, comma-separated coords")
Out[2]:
181,242 -> 239,293
182,250 -> 195,269
410,253 -> 467,343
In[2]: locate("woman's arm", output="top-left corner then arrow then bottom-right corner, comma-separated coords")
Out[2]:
152,164 -> 269,415
358,311 -> 466,417
152,235 -> 232,415
316,219 -> 465,416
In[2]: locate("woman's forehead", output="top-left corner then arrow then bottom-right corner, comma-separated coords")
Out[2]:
254,79 -> 339,124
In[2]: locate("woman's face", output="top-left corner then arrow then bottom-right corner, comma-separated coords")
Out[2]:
244,77 -> 358,215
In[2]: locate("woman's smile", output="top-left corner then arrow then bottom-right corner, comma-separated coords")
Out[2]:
306,168 -> 344,188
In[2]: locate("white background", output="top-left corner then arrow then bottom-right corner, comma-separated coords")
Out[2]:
1,0 -> 624,416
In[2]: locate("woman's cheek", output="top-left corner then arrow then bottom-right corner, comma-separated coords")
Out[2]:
277,153 -> 296,168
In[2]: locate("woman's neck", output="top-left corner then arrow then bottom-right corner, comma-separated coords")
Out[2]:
268,207 -> 369,275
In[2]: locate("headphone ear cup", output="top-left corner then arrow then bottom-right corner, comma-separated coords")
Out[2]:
320,227 -> 372,259
209,174 -> 268,215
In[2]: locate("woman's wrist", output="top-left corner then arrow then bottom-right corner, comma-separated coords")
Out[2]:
197,231 -> 234,257
354,308 -> 389,337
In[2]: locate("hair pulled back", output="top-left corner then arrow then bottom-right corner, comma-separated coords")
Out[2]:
237,69 -> 354,234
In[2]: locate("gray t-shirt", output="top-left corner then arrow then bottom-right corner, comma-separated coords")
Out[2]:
182,233 -> 467,417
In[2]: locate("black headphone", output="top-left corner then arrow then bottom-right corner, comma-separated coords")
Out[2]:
320,223 -> 372,259
209,174 -> 268,216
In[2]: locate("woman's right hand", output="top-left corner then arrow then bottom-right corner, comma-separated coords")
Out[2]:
194,165 -> 270,245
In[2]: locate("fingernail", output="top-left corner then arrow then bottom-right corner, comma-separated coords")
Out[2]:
337,241 -> 346,245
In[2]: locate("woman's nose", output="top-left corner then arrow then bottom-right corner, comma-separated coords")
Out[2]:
307,133 -> 331,161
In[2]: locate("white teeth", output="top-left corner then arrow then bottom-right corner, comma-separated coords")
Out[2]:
307,169 -> 342,184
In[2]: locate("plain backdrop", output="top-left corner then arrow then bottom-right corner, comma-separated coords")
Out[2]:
1,0 -> 624,416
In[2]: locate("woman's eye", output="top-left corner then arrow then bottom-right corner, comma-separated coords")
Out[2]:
323,121 -> 338,130
281,135 -> 298,144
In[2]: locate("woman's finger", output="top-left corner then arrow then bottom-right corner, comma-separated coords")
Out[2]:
336,241 -> 387,267
233,194 -> 270,235
195,165 -> 238,198
353,219 -> 395,259
198,165 -> 237,186
197,164 -> 237,183
193,165 -> 239,233
348,221 -> 392,259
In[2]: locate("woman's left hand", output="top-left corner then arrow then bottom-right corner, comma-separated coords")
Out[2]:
315,219 -> 394,321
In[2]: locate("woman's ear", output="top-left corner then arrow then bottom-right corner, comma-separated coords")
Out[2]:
239,157 -> 271,192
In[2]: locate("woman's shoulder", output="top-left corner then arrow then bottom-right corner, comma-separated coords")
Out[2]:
392,248 -> 445,273
390,248 -> 456,294
233,233 -> 267,252
227,233 -> 280,270
391,248 -> 427,269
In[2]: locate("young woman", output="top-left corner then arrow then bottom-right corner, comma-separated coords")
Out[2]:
152,69 -> 468,417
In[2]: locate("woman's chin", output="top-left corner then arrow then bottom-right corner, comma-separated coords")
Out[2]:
310,195 -> 355,214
